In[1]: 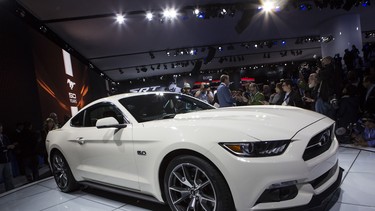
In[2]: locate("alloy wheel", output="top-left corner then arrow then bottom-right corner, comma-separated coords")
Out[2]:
52,154 -> 68,189
168,163 -> 217,211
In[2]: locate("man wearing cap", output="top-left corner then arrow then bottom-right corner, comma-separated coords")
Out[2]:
182,83 -> 192,96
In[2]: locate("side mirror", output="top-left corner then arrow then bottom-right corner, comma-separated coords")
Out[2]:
96,117 -> 127,129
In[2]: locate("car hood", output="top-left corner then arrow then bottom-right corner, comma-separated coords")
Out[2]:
174,105 -> 326,141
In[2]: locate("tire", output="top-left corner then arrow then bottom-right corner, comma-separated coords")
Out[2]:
164,155 -> 235,211
50,151 -> 79,192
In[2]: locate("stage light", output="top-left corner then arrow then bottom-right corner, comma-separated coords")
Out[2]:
146,12 -> 153,21
189,49 -> 197,55
141,67 -> 147,72
116,14 -> 125,24
262,1 -> 275,12
194,8 -> 206,19
221,8 -> 227,15
163,8 -> 178,20
299,3 -> 312,11
166,50 -> 171,56
254,44 -> 258,48
118,69 -> 124,74
194,8 -> 200,15
281,40 -> 286,45
157,64 -> 161,69
218,46 -> 223,51
362,0 -> 370,7
164,64 -> 168,69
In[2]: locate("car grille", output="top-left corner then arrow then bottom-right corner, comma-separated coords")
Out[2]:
303,125 -> 334,161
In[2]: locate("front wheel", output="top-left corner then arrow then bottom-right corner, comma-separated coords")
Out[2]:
50,151 -> 79,192
164,155 -> 234,211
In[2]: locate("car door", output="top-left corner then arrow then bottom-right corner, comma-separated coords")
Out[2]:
73,102 -> 139,190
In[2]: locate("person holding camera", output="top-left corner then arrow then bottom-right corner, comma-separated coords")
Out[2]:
195,83 -> 214,104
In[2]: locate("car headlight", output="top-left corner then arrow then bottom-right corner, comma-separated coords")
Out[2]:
219,140 -> 290,157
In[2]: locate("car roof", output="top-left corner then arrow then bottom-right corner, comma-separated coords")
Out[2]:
84,92 -> 182,108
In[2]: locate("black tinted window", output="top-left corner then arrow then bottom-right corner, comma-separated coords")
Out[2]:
70,111 -> 84,127
119,93 -> 214,123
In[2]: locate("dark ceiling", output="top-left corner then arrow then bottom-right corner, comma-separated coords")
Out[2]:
8,0 -> 375,81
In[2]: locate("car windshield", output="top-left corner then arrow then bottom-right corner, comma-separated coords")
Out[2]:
119,93 -> 215,123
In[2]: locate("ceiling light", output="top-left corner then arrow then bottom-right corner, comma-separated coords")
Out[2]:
146,12 -> 153,21
194,8 -> 200,15
163,8 -> 178,19
116,14 -> 125,24
263,1 -> 275,12
221,8 -> 227,15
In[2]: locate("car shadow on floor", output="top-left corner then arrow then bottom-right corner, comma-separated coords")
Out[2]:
82,187 -> 172,211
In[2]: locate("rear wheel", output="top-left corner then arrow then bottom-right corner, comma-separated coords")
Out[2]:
164,155 -> 234,211
51,151 -> 79,192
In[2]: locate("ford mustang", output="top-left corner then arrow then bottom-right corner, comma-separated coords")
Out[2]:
46,92 -> 342,211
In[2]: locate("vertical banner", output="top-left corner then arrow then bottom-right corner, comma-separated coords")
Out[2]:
62,49 -> 79,116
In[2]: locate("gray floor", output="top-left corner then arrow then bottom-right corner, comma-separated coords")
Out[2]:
0,146 -> 374,211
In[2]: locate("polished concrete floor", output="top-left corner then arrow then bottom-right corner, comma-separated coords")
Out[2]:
0,146 -> 375,211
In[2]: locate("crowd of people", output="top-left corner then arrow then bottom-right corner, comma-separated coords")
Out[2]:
0,113 -> 59,192
182,44 -> 375,148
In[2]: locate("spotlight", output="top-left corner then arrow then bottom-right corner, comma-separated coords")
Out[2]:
157,63 -> 161,69
136,67 -> 140,73
194,8 -> 206,19
166,50 -> 171,56
141,66 -> 147,72
164,64 -> 168,69
149,52 -> 155,59
219,8 -> 227,17
299,3 -> 312,11
146,12 -> 153,21
163,8 -> 178,20
119,69 -> 124,74
362,0 -> 370,7
254,44 -> 258,48
218,46 -> 223,51
151,65 -> 155,70
281,40 -> 286,45
229,8 -> 236,17
189,49 -> 197,55
116,14 -> 125,24
321,35 -> 334,43
261,1 -> 275,12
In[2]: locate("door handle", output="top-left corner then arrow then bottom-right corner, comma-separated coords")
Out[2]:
76,137 -> 85,145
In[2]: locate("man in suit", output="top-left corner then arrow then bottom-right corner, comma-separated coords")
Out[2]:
217,74 -> 237,107
281,79 -> 303,107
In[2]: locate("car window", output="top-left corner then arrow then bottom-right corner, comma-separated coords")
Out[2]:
69,102 -> 125,128
119,93 -> 214,123
84,103 -> 125,127
70,111 -> 84,127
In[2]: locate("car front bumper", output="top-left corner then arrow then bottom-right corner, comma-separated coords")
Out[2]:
208,118 -> 341,211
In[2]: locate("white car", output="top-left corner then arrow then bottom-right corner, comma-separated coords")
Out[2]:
46,92 -> 342,211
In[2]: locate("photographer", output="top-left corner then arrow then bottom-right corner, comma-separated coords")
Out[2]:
195,83 -> 214,104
